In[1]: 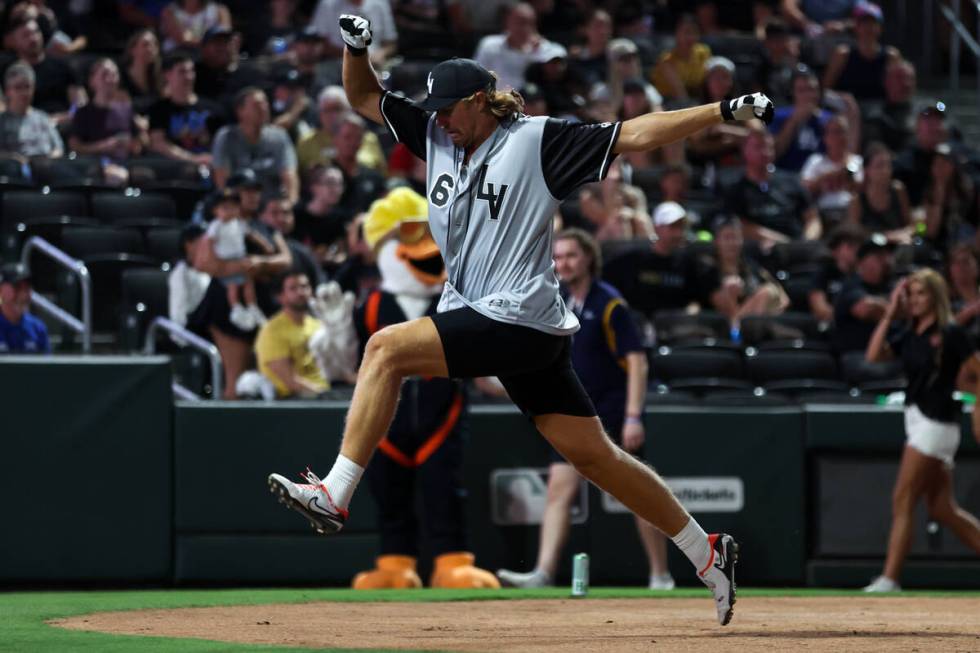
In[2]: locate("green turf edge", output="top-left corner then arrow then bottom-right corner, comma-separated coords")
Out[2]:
4,587 -> 980,653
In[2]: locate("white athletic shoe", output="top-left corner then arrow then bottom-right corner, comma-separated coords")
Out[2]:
649,573 -> 676,590
229,303 -> 256,331
267,469 -> 348,534
863,575 -> 901,593
697,533 -> 739,626
496,568 -> 553,588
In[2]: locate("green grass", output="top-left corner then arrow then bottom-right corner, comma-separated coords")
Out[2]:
3,587 -> 980,653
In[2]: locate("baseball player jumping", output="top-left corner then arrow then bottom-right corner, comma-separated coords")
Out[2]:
269,14 -> 775,626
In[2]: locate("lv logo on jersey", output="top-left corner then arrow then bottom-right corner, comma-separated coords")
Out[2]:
476,164 -> 508,221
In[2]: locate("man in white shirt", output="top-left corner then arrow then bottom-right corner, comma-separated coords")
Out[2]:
311,0 -> 398,66
473,2 -> 560,91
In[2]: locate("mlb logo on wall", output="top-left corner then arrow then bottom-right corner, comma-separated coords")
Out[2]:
602,477 -> 745,514
490,468 -> 589,526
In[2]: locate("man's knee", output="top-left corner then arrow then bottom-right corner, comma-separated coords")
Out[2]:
547,465 -> 580,505
565,433 -> 621,475
364,327 -> 405,371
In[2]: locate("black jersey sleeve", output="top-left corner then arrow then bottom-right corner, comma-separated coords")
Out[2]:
541,118 -> 621,200
379,92 -> 429,161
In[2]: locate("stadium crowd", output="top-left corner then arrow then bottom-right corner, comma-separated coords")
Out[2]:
0,0 -> 977,404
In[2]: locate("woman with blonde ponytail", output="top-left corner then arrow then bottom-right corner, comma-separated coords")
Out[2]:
864,267 -> 980,592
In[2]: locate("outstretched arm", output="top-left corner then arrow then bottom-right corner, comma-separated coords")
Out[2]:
614,94 -> 774,154
340,15 -> 385,125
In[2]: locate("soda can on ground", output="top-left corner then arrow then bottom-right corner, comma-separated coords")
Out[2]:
571,553 -> 589,597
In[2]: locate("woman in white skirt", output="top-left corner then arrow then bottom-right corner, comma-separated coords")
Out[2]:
864,267 -> 980,592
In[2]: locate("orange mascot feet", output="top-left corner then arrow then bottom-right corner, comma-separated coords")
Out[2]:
352,555 -> 423,589
430,551 -> 501,589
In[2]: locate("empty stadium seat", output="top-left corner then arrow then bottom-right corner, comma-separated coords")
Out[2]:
146,227 -> 183,264
764,379 -> 851,397
1,189 -> 88,224
668,377 -> 755,395
57,253 -> 162,335
651,346 -> 744,382
771,241 -> 829,274
745,349 -> 838,384
839,351 -> 904,384
782,275 -> 816,313
119,268 -> 169,351
62,226 -> 144,258
29,156 -> 103,186
91,191 -> 177,223
741,312 -> 826,345
127,157 -> 205,184
702,388 -> 791,406
140,180 -> 207,220
15,216 -> 101,292
858,378 -> 908,397
653,310 -> 730,343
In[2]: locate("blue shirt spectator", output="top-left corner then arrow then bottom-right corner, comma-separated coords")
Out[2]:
769,105 -> 832,172
0,263 -> 50,354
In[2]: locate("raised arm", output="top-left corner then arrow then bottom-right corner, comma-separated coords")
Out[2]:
340,15 -> 385,125
614,94 -> 774,154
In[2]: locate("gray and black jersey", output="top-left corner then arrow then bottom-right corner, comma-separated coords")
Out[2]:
379,91 -> 621,335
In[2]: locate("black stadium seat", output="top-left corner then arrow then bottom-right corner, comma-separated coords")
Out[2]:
146,227 -> 183,264
669,378 -> 755,395
651,346 -> 744,382
91,191 -> 177,223
653,310 -> 730,343
741,312 -> 826,344
119,268 -> 169,350
14,216 -> 101,292
29,156 -> 103,186
839,351 -> 904,385
62,226 -> 144,258
745,349 -> 838,384
57,254 -> 161,335
1,189 -> 88,223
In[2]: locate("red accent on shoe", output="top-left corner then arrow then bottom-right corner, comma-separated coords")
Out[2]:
698,533 -> 720,577
320,484 -> 350,519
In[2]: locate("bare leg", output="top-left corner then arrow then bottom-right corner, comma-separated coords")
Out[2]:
533,413 -> 689,537
226,281 -> 240,308
339,317 -> 448,466
209,326 -> 250,399
927,464 -> 980,553
534,463 -> 580,578
882,446 -> 939,581
635,516 -> 670,577
242,279 -> 257,306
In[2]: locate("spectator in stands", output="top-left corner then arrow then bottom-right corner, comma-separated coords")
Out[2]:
226,167 -> 263,221
822,2 -> 898,103
333,111 -> 385,213
286,26 -> 327,98
577,158 -> 652,241
770,65 -> 831,172
168,222 -> 211,332
0,62 -> 62,158
311,0 -> 398,67
650,14 -> 711,101
590,38 -> 662,119
0,16 -> 84,119
296,85 -> 385,178
755,17 -> 798,107
268,68 -> 311,139
948,242 -> 980,343
205,187 -> 267,331
294,164 -> 352,267
659,163 -> 695,207
193,25 -> 263,107
687,56 -> 747,167
117,0 -> 165,30
119,28 -> 162,108
706,214 -> 789,323
809,223 -> 864,323
863,267 -> 980,593
69,58 -> 144,162
243,0 -> 303,57
474,3 -> 557,92
7,0 -> 86,57
148,51 -> 225,165
618,79 -> 683,168
780,0 -> 856,37
0,262 -> 49,354
252,190 -> 327,293
497,228 -> 672,591
568,9 -> 614,86
724,127 -> 821,246
894,103 -> 949,208
393,0 -> 472,57
801,114 -> 862,224
862,59 -> 918,153
602,201 -> 709,318
833,233 -> 894,353
922,143 -> 978,252
255,271 -> 329,398
524,43 -> 590,118
848,142 -> 912,244
212,86 -> 299,202
160,0 -> 231,52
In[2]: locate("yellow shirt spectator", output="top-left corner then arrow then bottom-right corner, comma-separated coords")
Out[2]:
256,311 -> 329,397
651,42 -> 712,99
296,129 -> 386,178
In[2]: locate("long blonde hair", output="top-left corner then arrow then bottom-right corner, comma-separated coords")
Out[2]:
462,73 -> 525,119
909,267 -> 953,329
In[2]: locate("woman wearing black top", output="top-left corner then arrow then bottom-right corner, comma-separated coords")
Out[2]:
864,268 -> 980,592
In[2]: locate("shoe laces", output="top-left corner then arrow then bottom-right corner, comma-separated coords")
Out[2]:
301,467 -> 324,487
300,467 -> 349,518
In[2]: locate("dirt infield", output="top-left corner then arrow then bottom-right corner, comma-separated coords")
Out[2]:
52,596 -> 980,652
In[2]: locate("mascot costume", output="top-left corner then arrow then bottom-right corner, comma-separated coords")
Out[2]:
351,187 -> 499,590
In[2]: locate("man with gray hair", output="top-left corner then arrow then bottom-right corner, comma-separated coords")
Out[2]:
296,85 -> 385,177
0,63 -> 63,158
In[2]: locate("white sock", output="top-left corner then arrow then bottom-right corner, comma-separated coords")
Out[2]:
323,454 -> 364,511
671,518 -> 712,573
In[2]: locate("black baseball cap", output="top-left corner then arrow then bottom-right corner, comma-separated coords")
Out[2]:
295,26 -> 322,43
858,232 -> 892,259
227,168 -> 262,189
0,262 -> 31,285
202,25 -> 234,43
415,58 -> 495,111
919,101 -> 947,119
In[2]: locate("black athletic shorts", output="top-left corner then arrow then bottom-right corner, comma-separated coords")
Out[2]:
431,306 -> 596,418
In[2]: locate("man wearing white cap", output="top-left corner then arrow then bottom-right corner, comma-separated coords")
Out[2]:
604,201 -> 717,320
